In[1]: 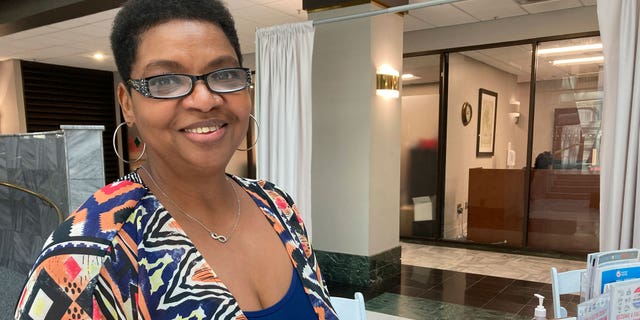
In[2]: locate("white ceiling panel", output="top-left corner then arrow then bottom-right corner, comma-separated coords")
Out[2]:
48,9 -> 119,30
70,39 -> 112,53
580,0 -> 597,5
240,5 -> 297,26
91,19 -> 116,31
267,0 -> 308,19
409,3 -> 479,27
453,0 -> 528,21
18,45 -> 85,61
0,1 -> 597,71
403,14 -> 436,32
222,0 -> 255,10
246,0 -> 283,4
68,23 -> 112,38
521,0 -> 582,14
43,55 -> 115,71
7,34 -> 64,50
44,30 -> 97,43
0,40 -> 29,56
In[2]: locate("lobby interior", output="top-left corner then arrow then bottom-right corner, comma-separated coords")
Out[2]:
0,0 -> 602,319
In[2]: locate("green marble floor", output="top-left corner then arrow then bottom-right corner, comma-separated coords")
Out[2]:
366,293 -> 529,320
330,263 -> 578,320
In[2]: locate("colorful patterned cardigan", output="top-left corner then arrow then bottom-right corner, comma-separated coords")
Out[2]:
15,172 -> 338,319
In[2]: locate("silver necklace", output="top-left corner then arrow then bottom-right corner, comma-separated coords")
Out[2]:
139,166 -> 241,243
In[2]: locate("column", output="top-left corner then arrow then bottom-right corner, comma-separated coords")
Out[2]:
309,3 -> 403,288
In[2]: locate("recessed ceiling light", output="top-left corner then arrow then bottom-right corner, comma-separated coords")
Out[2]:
552,56 -> 604,65
538,43 -> 602,55
93,53 -> 104,60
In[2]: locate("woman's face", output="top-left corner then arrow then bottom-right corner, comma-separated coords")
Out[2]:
118,19 -> 251,173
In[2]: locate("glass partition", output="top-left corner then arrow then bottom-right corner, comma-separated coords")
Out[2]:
443,45 -> 533,246
400,54 -> 440,239
401,35 -> 602,255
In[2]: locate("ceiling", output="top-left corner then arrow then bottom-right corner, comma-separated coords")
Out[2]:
402,33 -> 602,87
0,0 -> 596,73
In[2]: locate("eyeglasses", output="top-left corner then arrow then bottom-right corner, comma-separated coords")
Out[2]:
127,67 -> 251,99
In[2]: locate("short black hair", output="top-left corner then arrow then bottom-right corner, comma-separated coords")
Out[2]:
534,151 -> 553,169
110,0 -> 243,81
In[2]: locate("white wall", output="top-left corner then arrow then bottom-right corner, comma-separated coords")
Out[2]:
0,59 -> 26,134
444,53 -> 528,238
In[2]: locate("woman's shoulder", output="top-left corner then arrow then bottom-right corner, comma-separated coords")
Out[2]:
230,175 -> 297,216
43,172 -> 148,247
26,172 -> 148,276
15,173 -> 149,318
79,171 -> 148,223
231,175 -> 289,196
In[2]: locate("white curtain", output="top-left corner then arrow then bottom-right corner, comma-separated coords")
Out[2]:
255,21 -> 315,238
597,0 -> 640,251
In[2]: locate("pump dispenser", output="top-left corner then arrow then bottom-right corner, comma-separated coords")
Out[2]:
533,294 -> 547,320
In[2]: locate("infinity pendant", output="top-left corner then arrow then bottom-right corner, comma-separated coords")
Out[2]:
210,232 -> 228,243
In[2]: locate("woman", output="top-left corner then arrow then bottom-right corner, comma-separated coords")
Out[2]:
14,0 -> 337,319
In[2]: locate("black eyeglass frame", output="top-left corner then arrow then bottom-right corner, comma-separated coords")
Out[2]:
126,67 -> 252,99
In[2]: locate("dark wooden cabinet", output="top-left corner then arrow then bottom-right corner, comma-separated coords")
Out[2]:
467,167 -> 600,253
467,168 -> 525,246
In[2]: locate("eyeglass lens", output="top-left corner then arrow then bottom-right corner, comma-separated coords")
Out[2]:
147,68 -> 248,98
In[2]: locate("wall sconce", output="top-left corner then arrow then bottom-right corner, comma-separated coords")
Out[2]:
376,65 -> 399,98
508,112 -> 520,124
509,100 -> 520,124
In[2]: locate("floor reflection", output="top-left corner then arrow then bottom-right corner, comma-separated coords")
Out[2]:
330,242 -> 583,319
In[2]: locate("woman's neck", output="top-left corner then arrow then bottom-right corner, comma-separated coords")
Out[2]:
139,158 -> 232,211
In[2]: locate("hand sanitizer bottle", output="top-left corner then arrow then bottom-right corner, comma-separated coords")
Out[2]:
533,294 -> 547,320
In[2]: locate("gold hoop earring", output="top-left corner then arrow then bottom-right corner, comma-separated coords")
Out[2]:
237,114 -> 259,151
113,122 -> 146,163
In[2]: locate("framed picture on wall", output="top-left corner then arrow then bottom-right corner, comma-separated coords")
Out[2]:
476,88 -> 498,157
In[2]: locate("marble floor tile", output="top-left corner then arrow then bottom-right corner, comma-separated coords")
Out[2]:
400,241 -> 585,283
329,242 -> 586,320
367,293 -> 529,320
366,311 -> 414,320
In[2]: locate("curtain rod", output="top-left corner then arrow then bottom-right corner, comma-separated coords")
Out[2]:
312,0 -> 463,25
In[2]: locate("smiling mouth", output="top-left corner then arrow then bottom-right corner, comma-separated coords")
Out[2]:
183,124 -> 224,134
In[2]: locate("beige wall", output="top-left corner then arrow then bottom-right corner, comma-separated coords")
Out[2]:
0,59 -> 26,134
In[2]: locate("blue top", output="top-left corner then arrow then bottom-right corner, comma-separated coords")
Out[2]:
244,268 -> 317,319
